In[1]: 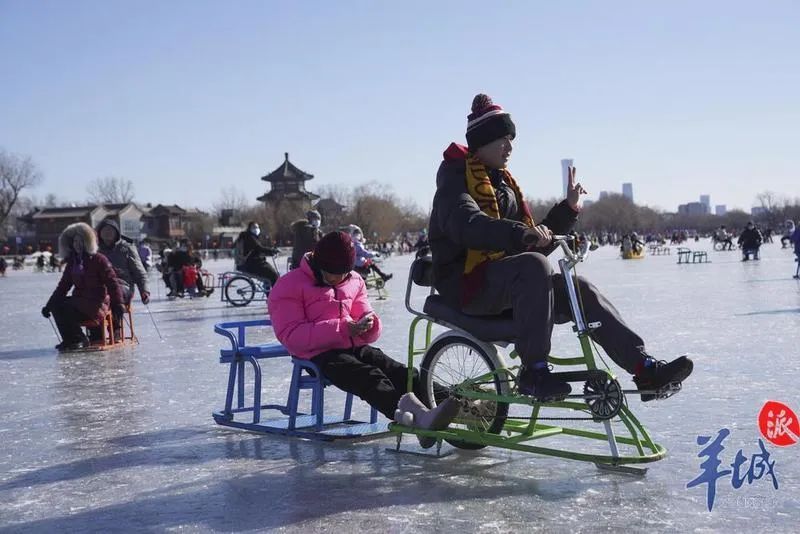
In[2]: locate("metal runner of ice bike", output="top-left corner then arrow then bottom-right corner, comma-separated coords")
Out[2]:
392,235 -> 678,474
219,255 -> 279,307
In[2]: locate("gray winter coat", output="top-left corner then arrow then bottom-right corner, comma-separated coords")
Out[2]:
429,153 -> 578,307
96,219 -> 149,296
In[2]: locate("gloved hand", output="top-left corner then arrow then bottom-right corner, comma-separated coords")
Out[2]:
141,291 -> 150,305
268,248 -> 280,257
522,224 -> 553,248
41,306 -> 51,318
112,303 -> 127,317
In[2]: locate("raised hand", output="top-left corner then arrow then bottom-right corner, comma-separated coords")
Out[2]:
566,166 -> 587,211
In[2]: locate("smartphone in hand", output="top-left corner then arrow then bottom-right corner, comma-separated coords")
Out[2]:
356,311 -> 375,327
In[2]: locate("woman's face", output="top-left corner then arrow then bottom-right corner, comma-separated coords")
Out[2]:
72,235 -> 84,254
321,270 -> 347,286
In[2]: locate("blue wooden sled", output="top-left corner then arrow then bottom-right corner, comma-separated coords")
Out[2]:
212,319 -> 389,440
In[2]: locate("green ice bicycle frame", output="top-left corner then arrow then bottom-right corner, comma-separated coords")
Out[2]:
390,237 -> 666,474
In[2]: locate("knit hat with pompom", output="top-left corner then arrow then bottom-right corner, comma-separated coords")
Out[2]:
466,94 -> 516,150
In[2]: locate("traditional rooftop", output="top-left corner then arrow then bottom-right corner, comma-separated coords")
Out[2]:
260,152 -> 314,183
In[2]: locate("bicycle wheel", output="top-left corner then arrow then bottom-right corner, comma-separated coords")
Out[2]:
224,276 -> 256,307
419,335 -> 509,450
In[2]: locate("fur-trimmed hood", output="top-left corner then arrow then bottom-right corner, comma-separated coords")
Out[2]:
59,222 -> 98,258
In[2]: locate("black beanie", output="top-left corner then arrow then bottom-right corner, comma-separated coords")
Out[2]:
466,94 -> 516,150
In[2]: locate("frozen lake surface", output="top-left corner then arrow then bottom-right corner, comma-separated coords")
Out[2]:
1,241 -> 798,533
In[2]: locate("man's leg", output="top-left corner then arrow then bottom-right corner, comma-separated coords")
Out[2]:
552,274 -> 644,374
462,252 -> 570,399
551,273 -> 692,399
463,252 -> 555,364
111,285 -> 133,340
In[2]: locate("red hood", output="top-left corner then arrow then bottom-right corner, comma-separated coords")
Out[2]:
443,142 -> 468,161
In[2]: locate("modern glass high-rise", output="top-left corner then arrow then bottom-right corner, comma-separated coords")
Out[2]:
622,183 -> 633,202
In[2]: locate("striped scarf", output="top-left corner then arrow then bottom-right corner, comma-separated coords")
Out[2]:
461,154 -> 534,304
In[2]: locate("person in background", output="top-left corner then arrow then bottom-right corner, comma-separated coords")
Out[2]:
350,226 -> 392,282
738,221 -> 763,261
41,223 -> 125,351
781,220 -> 796,249
790,222 -> 800,279
138,240 -> 153,272
96,218 -> 150,340
290,210 -> 323,270
233,221 -> 280,285
166,241 -> 212,297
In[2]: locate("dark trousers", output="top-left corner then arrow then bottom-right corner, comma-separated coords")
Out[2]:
51,297 -> 91,343
462,252 -> 645,374
241,259 -> 278,285
311,345 -> 421,419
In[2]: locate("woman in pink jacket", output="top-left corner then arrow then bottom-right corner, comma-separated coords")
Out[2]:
268,231 -> 458,435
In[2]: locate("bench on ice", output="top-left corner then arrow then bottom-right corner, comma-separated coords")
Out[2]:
648,245 -> 671,255
212,319 -> 388,440
677,248 -> 709,264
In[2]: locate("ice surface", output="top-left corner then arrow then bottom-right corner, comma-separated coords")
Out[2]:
1,242 -> 798,532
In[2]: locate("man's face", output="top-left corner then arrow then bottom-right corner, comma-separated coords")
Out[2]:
475,135 -> 513,169
100,225 -> 117,245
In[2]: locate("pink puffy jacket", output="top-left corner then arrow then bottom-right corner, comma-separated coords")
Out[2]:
268,254 -> 381,359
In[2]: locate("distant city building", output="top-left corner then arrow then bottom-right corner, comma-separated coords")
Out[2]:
561,159 -> 573,198
715,204 -> 727,216
599,191 -> 610,200
700,195 -> 710,211
678,202 -> 709,216
751,206 -> 767,217
582,199 -> 594,208
622,183 -> 633,202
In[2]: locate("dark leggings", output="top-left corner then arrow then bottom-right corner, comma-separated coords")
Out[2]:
311,346 -> 422,419
50,297 -> 92,343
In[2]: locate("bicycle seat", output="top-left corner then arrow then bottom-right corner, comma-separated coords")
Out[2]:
423,294 -> 516,343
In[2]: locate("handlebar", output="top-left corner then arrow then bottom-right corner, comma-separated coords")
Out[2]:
551,235 -> 583,263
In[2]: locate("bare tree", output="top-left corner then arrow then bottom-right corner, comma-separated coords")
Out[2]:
1,149 -> 43,238
86,176 -> 135,204
316,184 -> 352,208
212,186 -> 251,217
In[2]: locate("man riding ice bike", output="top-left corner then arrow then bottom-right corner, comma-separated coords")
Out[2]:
428,93 -> 693,402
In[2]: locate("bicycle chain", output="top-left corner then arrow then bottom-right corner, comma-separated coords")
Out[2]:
457,378 -> 624,422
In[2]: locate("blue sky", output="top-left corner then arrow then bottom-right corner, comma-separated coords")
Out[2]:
1,0 -> 798,213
